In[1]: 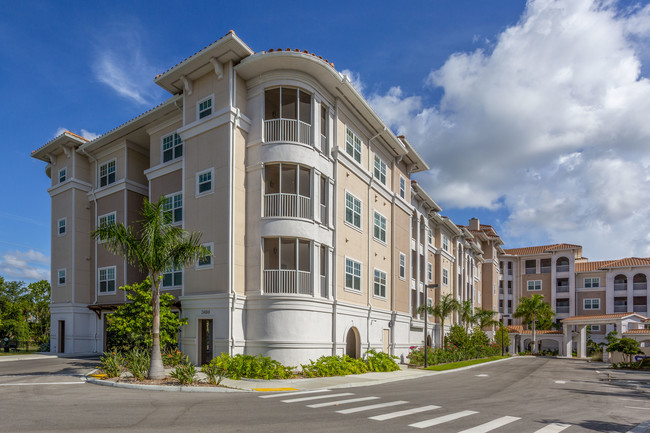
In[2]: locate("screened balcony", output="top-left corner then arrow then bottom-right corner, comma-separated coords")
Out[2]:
614,297 -> 627,313
555,300 -> 570,314
633,274 -> 647,290
556,278 -> 569,293
614,274 -> 627,291
556,257 -> 570,273
264,87 -> 312,146
525,260 -> 536,274
540,258 -> 551,274
263,237 -> 312,295
264,163 -> 311,219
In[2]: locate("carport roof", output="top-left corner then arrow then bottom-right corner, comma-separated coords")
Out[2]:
562,312 -> 647,322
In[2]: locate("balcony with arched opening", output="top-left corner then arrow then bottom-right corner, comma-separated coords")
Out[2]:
556,257 -> 570,273
614,274 -> 628,292
264,87 -> 312,147
633,273 -> 647,291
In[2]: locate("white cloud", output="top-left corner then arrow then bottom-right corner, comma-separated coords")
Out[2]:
341,69 -> 365,94
362,0 -> 650,259
54,128 -> 99,141
91,24 -> 162,106
0,250 -> 49,281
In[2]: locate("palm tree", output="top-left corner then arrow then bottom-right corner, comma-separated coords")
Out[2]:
92,198 -> 211,379
458,300 -> 475,331
474,308 -> 499,330
431,293 -> 459,348
513,294 -> 555,354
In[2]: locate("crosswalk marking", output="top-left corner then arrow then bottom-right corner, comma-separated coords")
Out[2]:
307,396 -> 380,408
281,392 -> 353,403
336,400 -> 409,414
259,389 -> 330,398
409,410 -> 478,428
369,405 -> 441,421
534,423 -> 572,433
457,415 -> 521,433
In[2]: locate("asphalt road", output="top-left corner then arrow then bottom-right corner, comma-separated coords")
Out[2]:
0,356 -> 648,433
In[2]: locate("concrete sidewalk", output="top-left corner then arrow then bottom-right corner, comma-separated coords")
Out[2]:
0,353 -> 99,362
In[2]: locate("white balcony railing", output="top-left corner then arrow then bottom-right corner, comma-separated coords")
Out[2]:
264,118 -> 312,146
633,282 -> 647,290
556,265 -> 570,272
264,193 -> 311,219
556,306 -> 570,314
263,269 -> 312,295
556,286 -> 569,293
633,305 -> 647,313
614,305 -> 627,313
614,283 -> 627,291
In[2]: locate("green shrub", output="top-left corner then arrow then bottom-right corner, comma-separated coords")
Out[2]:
100,351 -> 123,378
124,347 -> 150,380
447,325 -> 470,349
364,349 -> 400,372
207,353 -> 294,380
170,356 -> 196,385
301,355 -> 368,377
202,362 -> 227,385
163,348 -> 186,367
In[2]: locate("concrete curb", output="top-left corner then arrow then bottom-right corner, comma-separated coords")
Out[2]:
0,353 -> 100,363
84,377 -> 246,392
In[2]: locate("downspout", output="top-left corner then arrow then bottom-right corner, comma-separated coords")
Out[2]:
390,154 -> 403,356
228,61 -> 237,354
331,100 -> 339,355
81,147 -> 99,352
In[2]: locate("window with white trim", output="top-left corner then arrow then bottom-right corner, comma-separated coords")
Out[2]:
345,192 -> 361,229
527,280 -> 542,291
197,243 -> 213,268
590,325 -> 601,331
373,211 -> 386,243
442,268 -> 448,285
399,253 -> 406,280
198,96 -> 213,119
58,269 -> 66,286
427,228 -> 432,246
196,169 -> 213,195
427,262 -> 433,281
584,298 -> 600,310
57,218 -> 66,236
163,193 -> 183,224
373,155 -> 387,185
98,266 -> 116,293
99,160 -> 116,187
345,127 -> 361,163
163,265 -> 182,288
442,235 -> 449,252
59,167 -> 66,183
584,277 -> 600,288
162,133 -> 183,163
98,212 -> 116,228
373,269 -> 387,298
399,176 -> 406,199
345,258 -> 362,292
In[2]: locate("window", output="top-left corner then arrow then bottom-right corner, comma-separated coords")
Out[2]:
197,243 -> 213,268
98,212 -> 116,228
527,280 -> 542,291
399,176 -> 406,199
57,218 -> 66,236
590,325 -> 601,332
584,298 -> 600,310
198,97 -> 213,119
59,168 -> 66,183
162,133 -> 183,163
442,268 -> 448,285
58,269 -> 66,286
345,258 -> 362,292
345,127 -> 362,163
427,262 -> 433,281
427,228 -> 432,246
373,269 -> 387,298
373,155 -> 387,185
197,169 -> 213,195
442,235 -> 449,252
584,277 -> 600,288
373,211 -> 386,242
98,266 -> 116,293
163,265 -> 182,288
345,192 -> 361,229
399,253 -> 406,280
99,160 -> 116,187
163,193 -> 183,224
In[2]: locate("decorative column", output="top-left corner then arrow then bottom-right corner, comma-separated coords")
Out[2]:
563,324 -> 573,358
577,325 -> 587,359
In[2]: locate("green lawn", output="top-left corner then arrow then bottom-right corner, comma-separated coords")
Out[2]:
423,356 -> 510,371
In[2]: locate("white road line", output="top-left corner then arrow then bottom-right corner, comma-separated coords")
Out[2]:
259,389 -> 330,398
475,374 -> 488,377
307,396 -> 379,408
457,416 -> 521,433
533,423 -> 572,433
554,380 -> 566,384
369,405 -> 441,421
336,400 -> 408,414
281,392 -> 353,403
627,420 -> 650,433
625,406 -> 650,411
0,381 -> 85,386
409,410 -> 478,428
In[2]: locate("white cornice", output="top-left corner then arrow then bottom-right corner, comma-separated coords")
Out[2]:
47,179 -> 92,197
88,179 -> 148,200
144,159 -> 183,181
332,146 -> 372,184
178,106 -> 251,142
145,116 -> 183,136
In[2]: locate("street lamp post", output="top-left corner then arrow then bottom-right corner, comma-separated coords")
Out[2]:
424,284 -> 439,368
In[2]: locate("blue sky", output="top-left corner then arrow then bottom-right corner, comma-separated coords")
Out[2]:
2,0 -> 650,282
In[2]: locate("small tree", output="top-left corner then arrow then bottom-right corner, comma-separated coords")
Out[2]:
607,337 -> 643,368
106,280 -> 187,351
474,308 -> 499,331
495,324 -> 511,353
458,300 -> 475,332
513,294 -> 554,354
431,294 -> 459,348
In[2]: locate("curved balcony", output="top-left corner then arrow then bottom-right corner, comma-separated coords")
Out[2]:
263,269 -> 312,295
264,118 -> 312,147
264,193 -> 311,219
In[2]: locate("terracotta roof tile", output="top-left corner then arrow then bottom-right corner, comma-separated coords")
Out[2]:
266,47 -> 335,68
575,260 -> 614,272
601,257 -> 650,268
505,325 -> 562,334
623,329 -> 650,334
562,313 -> 648,321
503,243 -> 582,256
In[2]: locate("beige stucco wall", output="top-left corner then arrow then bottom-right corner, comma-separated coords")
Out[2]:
184,70 -> 230,125
393,207 -> 411,314
126,146 -> 149,185
150,170 -> 182,201
577,290 -> 606,316
148,120 -> 183,167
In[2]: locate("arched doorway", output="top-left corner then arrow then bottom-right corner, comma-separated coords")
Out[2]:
345,327 -> 360,359
426,335 -> 432,348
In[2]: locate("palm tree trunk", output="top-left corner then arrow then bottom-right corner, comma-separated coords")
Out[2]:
441,319 -> 445,348
531,314 -> 537,354
148,276 -> 165,379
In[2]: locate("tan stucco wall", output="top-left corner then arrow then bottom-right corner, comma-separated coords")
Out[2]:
148,120 -> 183,167
184,69 -> 230,125
150,170 -> 182,201
393,207 -> 411,314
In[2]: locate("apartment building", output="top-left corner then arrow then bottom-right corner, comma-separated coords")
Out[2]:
501,244 -> 650,344
34,31 -> 478,365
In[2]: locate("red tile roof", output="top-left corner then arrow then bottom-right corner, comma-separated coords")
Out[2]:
623,329 -> 650,334
505,325 -> 562,334
562,313 -> 648,322
575,260 -> 614,272
601,257 -> 650,268
503,243 -> 582,256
